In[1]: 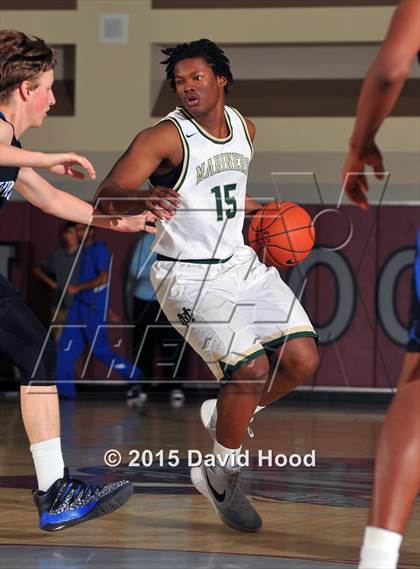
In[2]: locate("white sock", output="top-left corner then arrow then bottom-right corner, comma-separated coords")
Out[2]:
254,405 -> 265,414
30,437 -> 65,492
359,526 -> 403,569
213,440 -> 241,470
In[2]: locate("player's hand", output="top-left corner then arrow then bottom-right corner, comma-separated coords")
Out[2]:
94,210 -> 158,234
342,142 -> 385,210
141,186 -> 181,220
46,153 -> 96,180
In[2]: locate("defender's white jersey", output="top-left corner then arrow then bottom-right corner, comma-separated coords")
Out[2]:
152,105 -> 253,260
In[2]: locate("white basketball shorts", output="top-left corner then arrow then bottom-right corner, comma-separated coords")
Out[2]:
151,245 -> 317,382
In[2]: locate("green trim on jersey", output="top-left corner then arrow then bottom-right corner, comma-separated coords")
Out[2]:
229,107 -> 254,158
218,330 -> 318,383
218,347 -> 266,382
177,106 -> 234,145
158,117 -> 190,192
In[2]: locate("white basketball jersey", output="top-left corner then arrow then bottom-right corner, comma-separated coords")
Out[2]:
152,105 -> 253,260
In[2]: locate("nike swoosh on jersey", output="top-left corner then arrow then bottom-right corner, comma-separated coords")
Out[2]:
186,133 -> 197,138
205,467 -> 226,502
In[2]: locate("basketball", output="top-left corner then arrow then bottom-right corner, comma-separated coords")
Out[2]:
248,201 -> 315,268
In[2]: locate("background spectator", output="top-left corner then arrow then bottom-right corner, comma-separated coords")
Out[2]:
33,222 -> 80,342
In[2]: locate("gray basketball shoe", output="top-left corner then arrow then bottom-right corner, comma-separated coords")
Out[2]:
190,462 -> 262,532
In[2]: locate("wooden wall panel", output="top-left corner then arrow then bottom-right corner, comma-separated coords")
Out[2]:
153,0 -> 397,9
1,0 -> 76,9
152,78 -> 419,117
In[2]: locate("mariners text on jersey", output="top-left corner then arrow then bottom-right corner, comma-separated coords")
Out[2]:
196,152 -> 250,185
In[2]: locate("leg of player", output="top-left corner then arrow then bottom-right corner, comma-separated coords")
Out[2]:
201,337 -> 319,440
0,295 -> 133,531
202,338 -> 318,453
21,385 -> 63,484
0,294 -> 65,492
258,337 -> 319,406
359,378 -> 420,569
216,355 -> 270,448
191,354 -> 269,533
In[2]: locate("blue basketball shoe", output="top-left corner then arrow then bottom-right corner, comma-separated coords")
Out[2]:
33,467 -> 133,531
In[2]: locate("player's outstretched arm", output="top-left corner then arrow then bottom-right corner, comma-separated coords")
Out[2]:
95,122 -> 181,220
343,0 -> 420,209
0,143 -> 96,180
15,167 -> 156,233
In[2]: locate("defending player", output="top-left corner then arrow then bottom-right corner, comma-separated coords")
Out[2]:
342,2 -> 420,567
96,39 -> 319,532
0,30 -> 155,531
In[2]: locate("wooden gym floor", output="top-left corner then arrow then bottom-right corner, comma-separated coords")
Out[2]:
0,396 -> 419,569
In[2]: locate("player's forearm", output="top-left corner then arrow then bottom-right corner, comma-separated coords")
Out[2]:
44,195 -> 128,231
43,189 -> 153,233
41,187 -> 94,224
31,184 -> 122,229
95,180 -> 145,215
0,145 -> 52,168
16,168 -> 147,232
349,63 -> 407,154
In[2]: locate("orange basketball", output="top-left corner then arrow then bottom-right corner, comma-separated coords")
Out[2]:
247,201 -> 315,268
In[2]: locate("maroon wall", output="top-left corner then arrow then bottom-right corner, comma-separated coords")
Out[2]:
0,203 -> 417,390
289,204 -> 417,389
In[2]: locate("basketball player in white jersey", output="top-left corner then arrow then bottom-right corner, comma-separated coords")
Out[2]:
97,39 -> 319,532
342,2 -> 420,568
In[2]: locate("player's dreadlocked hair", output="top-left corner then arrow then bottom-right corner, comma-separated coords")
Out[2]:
161,39 -> 233,94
